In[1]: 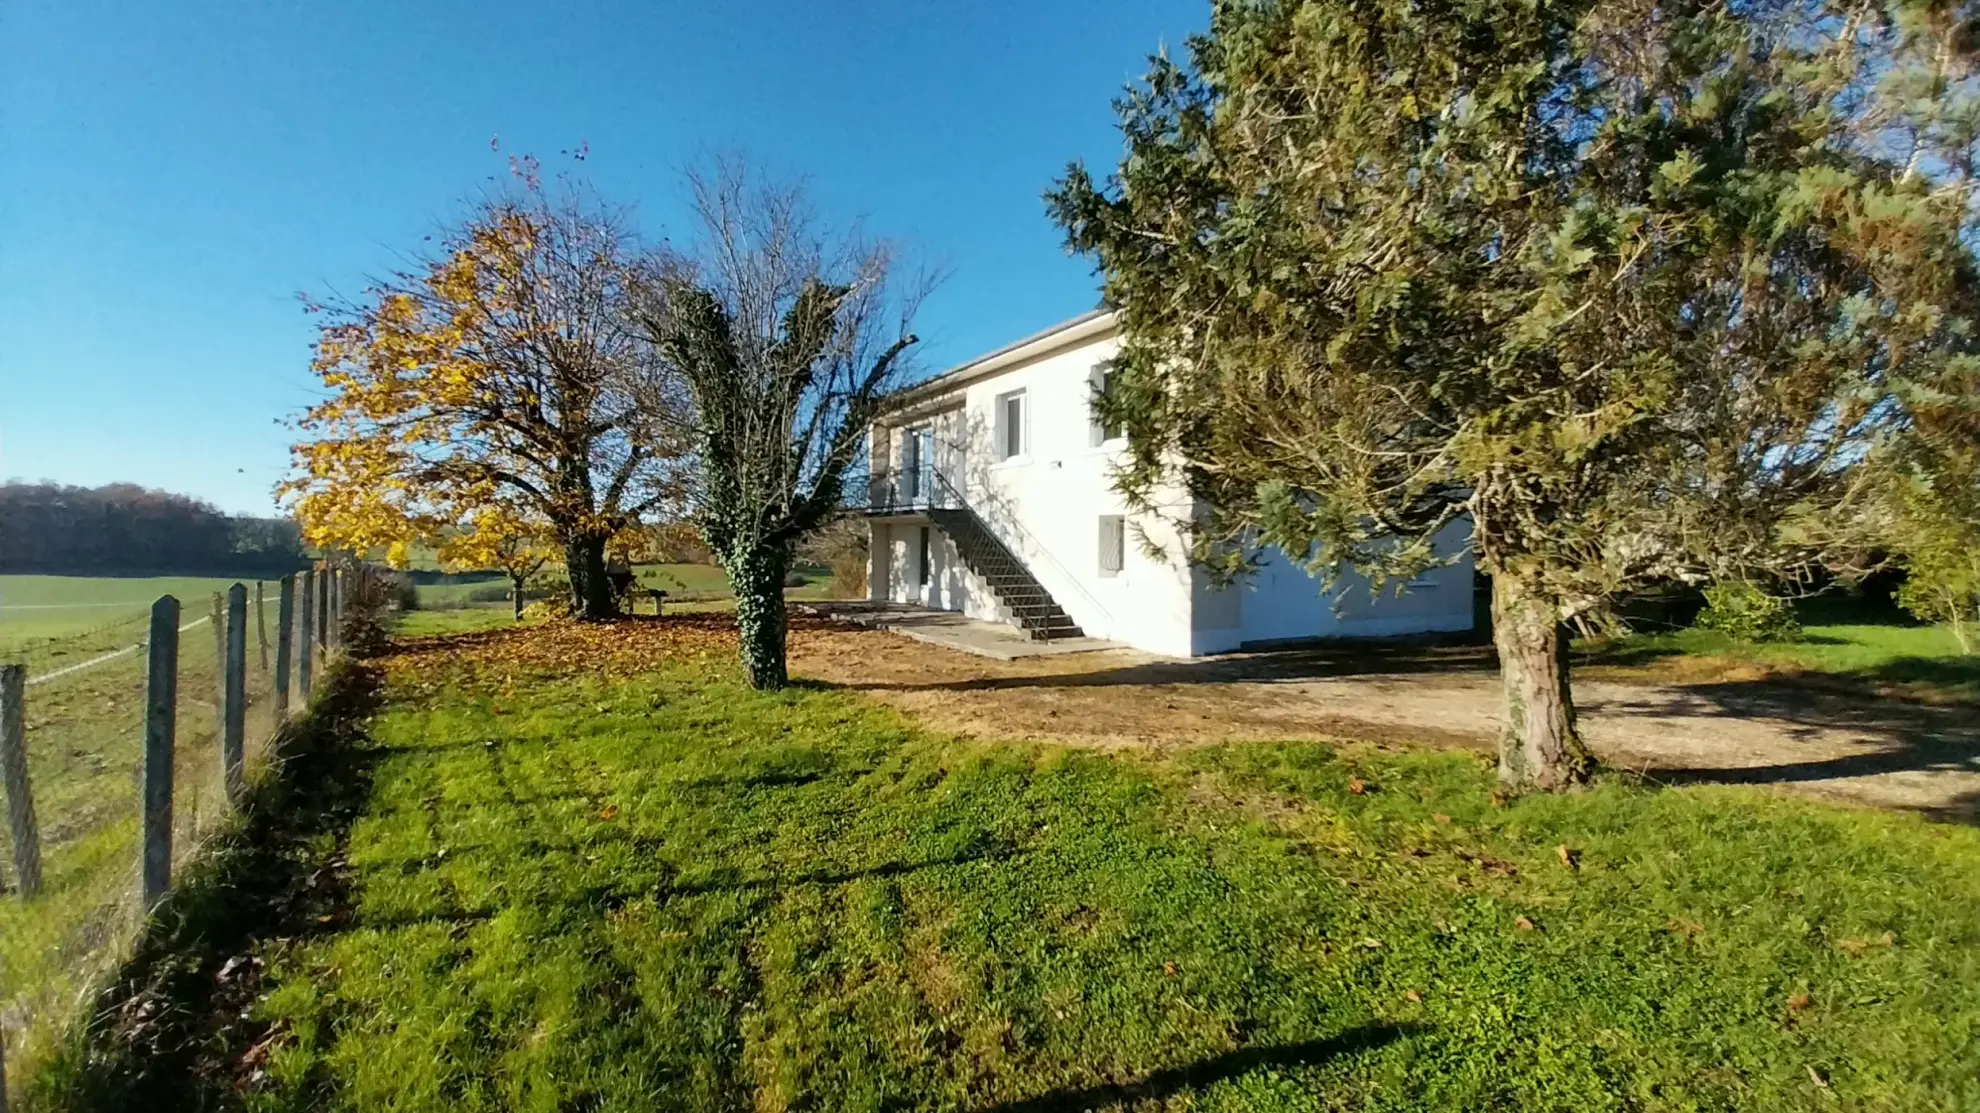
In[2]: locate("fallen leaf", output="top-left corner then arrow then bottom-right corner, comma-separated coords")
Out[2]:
1786,992 -> 1813,1014
1162,962 -> 1177,976
598,805 -> 619,821
1514,916 -> 1537,932
1837,932 -> 1896,956
1360,938 -> 1384,950
1665,919 -> 1705,940
1555,845 -> 1580,870
1432,813 -> 1452,825
1346,777 -> 1367,795
1402,989 -> 1422,1003
1806,1064 -> 1829,1089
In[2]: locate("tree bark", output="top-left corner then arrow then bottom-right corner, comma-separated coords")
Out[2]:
1491,576 -> 1592,791
511,571 -> 527,621
725,542 -> 791,689
565,532 -> 616,621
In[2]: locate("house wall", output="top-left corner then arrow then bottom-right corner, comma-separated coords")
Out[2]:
1191,521 -> 1477,654
937,331 -> 1201,656
871,519 -> 977,613
867,320 -> 1475,657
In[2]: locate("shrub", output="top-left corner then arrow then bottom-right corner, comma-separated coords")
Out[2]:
783,571 -> 810,588
1693,582 -> 1801,642
387,574 -> 419,612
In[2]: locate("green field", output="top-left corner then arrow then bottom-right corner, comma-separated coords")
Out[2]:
0,575 -> 293,660
1587,597 -> 1980,702
0,573 -> 309,1081
39,610 -> 1980,1111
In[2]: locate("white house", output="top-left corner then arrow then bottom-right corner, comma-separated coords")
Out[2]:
863,310 -> 1475,657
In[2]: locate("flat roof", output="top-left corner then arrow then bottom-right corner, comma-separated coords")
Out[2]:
887,308 -> 1115,408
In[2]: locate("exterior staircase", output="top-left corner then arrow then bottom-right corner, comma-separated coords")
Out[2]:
926,507 -> 1085,641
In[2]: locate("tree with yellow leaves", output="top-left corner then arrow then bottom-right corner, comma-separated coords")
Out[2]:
284,175 -> 689,619
436,501 -> 557,621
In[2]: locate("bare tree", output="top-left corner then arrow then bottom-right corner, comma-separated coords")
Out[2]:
637,162 -> 927,688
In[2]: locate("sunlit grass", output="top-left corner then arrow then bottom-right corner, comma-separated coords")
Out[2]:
36,612 -> 1980,1112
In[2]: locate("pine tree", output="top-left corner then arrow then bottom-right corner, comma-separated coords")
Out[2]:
1050,0 -> 1977,789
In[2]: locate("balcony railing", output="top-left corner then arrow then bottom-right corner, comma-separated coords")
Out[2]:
866,466 -> 964,514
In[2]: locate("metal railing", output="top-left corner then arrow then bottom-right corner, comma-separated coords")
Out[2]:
865,467 -> 1115,630
866,465 -> 962,513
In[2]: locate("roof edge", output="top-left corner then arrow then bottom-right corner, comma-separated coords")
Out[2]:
887,308 -> 1116,408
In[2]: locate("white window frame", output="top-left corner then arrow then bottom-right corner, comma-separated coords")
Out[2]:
1090,367 -> 1124,447
995,389 -> 1027,462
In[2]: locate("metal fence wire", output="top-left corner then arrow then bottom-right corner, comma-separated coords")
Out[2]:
0,564 -> 375,1106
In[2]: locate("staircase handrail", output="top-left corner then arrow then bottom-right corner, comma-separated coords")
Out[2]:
927,469 -> 1116,630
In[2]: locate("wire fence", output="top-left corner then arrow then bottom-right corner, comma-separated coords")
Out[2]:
0,564 -> 378,1107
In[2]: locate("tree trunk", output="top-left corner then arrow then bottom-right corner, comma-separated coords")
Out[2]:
725,542 -> 791,689
565,532 -> 616,621
1491,576 -> 1592,792
511,572 -> 526,622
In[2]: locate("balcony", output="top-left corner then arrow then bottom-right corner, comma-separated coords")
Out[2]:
865,465 -> 963,515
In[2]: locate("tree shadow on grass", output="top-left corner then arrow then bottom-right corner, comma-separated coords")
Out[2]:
972,1023 -> 1417,1112
1579,679 -> 1980,824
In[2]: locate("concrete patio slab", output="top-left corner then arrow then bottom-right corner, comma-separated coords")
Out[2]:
798,601 -> 1121,661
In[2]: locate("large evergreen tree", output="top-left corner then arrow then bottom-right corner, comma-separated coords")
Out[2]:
1051,0 -> 1977,789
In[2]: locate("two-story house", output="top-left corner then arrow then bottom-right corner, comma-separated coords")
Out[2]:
864,310 -> 1475,657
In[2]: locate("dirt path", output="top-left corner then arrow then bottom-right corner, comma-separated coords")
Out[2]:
790,624 -> 1980,822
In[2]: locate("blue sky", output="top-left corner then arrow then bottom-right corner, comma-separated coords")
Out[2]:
0,0 -> 1202,515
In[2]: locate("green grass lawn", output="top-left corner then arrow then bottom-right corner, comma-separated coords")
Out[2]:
39,610 -> 1980,1112
1585,597 -> 1980,702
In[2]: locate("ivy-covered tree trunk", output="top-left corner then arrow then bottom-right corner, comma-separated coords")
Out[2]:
564,531 -> 616,621
1491,576 -> 1591,792
723,542 -> 791,689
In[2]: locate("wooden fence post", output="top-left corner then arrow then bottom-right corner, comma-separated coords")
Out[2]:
142,596 -> 180,908
223,583 -> 248,805
275,575 -> 295,719
298,570 -> 315,701
0,665 -> 42,898
254,581 -> 270,673
209,593 -> 226,737
317,566 -> 330,652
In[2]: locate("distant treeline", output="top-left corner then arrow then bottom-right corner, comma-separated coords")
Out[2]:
0,482 -> 305,576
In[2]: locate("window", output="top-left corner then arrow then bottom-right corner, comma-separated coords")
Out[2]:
1090,367 -> 1123,446
901,425 -> 931,500
1098,515 -> 1125,577
996,389 -> 1026,460
917,526 -> 931,586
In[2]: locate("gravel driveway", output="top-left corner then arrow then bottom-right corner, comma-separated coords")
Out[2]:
790,623 -> 1980,822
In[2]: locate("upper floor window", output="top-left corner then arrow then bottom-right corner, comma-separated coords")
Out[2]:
1090,367 -> 1123,446
996,389 -> 1026,460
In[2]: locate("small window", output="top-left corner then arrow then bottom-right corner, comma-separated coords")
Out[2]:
1090,367 -> 1123,446
917,526 -> 931,586
1098,515 -> 1125,577
996,390 -> 1026,460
